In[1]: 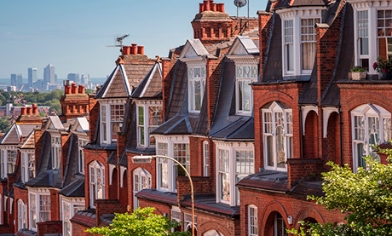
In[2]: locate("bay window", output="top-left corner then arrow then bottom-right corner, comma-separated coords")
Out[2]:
279,9 -> 322,76
236,64 -> 258,115
188,65 -> 206,113
262,102 -> 293,171
89,161 -> 105,208
17,199 -> 27,230
216,142 -> 254,206
1,149 -> 17,178
29,191 -> 50,230
155,136 -> 190,192
100,100 -> 125,144
137,102 -> 162,147
62,199 -> 84,236
351,104 -> 391,171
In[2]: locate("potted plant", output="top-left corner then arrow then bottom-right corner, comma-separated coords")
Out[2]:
350,66 -> 367,80
373,57 -> 392,80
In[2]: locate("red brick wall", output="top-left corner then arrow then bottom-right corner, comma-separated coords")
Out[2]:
13,187 -> 28,233
259,11 -> 273,79
72,223 -> 92,236
196,210 -> 239,236
95,199 -> 126,226
303,111 -> 319,158
240,188 -> 345,236
49,189 -> 60,221
338,83 -> 392,168
88,95 -> 99,142
37,221 -> 62,236
287,158 -> 324,189
253,83 -> 302,169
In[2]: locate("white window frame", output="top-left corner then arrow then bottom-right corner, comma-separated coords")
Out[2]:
155,136 -> 190,192
274,213 -> 287,236
133,167 -> 151,210
136,101 -> 162,147
78,139 -> 88,174
215,141 -> 254,206
248,205 -> 258,236
99,99 -> 126,145
61,197 -> 84,236
7,149 -> 17,174
51,135 -> 61,169
89,161 -> 105,208
235,64 -> 258,115
28,189 -> 51,231
351,104 -> 391,171
351,4 -> 392,74
203,141 -> 209,177
278,8 -> 323,77
0,147 -> 17,178
17,199 -> 27,230
187,64 -> 206,113
21,151 -> 35,183
262,101 -> 293,171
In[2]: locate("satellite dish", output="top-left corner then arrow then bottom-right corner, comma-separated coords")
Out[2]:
234,0 -> 247,8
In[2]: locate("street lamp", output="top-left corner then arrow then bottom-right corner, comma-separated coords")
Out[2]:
132,155 -> 195,236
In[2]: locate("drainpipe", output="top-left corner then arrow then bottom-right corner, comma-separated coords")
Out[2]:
339,106 -> 343,167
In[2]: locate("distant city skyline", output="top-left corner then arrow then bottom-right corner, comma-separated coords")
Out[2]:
0,0 -> 268,79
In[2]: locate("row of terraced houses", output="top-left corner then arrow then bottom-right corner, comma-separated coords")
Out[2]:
0,0 -> 391,235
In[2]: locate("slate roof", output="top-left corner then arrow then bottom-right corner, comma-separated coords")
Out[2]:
0,124 -> 40,145
131,62 -> 162,99
236,170 -> 288,192
47,116 -> 65,130
137,189 -> 240,217
59,178 -> 84,197
95,58 -> 155,99
70,209 -> 96,228
151,115 -> 192,135
271,0 -> 329,10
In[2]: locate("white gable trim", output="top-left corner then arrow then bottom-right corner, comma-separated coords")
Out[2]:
301,105 -> 318,135
323,107 -> 339,138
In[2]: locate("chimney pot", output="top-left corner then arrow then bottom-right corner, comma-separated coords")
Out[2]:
199,3 -> 204,13
78,85 -> 85,94
137,45 -> 144,55
33,104 -> 38,115
71,83 -> 78,94
219,3 -> 225,12
204,0 -> 210,11
131,43 -> 137,54
65,85 -> 70,94
122,46 -> 131,55
21,107 -> 26,116
211,3 -> 216,11
27,107 -> 32,115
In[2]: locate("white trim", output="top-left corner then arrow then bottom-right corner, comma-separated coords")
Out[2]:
109,164 -> 116,185
120,166 -> 127,188
301,105 -> 318,135
322,107 -> 339,138
248,205 -> 258,236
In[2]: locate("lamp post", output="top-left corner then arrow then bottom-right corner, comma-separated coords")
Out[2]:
132,155 -> 195,236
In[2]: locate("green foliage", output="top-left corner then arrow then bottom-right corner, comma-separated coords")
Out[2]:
85,207 -> 190,236
350,66 -> 366,72
288,155 -> 392,235
0,117 -> 11,133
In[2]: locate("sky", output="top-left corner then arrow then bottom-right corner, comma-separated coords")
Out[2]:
0,0 -> 268,80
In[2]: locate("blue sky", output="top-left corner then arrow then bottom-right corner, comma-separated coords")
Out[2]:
0,0 -> 268,79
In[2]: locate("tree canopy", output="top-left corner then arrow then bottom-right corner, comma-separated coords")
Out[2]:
85,207 -> 190,236
289,154 -> 392,236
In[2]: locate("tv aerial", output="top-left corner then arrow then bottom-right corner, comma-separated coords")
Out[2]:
107,34 -> 129,49
234,0 -> 249,18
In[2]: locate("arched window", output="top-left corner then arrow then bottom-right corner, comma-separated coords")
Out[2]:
351,104 -> 391,170
262,102 -> 293,171
89,161 -> 105,208
133,168 -> 151,209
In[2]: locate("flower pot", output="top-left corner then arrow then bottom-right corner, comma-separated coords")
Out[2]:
350,72 -> 367,80
380,72 -> 392,80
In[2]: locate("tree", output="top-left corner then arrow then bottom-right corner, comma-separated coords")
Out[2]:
0,117 -> 11,133
85,207 -> 190,236
288,154 -> 392,236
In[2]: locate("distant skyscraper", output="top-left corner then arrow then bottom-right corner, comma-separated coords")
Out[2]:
10,74 -> 16,86
16,74 -> 23,90
28,68 -> 38,88
81,74 -> 90,85
44,64 -> 55,84
67,73 -> 80,83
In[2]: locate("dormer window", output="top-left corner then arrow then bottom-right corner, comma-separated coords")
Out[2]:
100,100 -> 125,145
188,65 -> 206,113
236,64 -> 258,115
136,101 -> 162,147
279,9 -> 322,76
352,5 -> 392,71
51,136 -> 61,169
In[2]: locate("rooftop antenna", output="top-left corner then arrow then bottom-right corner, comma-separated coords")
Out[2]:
234,0 -> 247,34
107,34 -> 129,51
